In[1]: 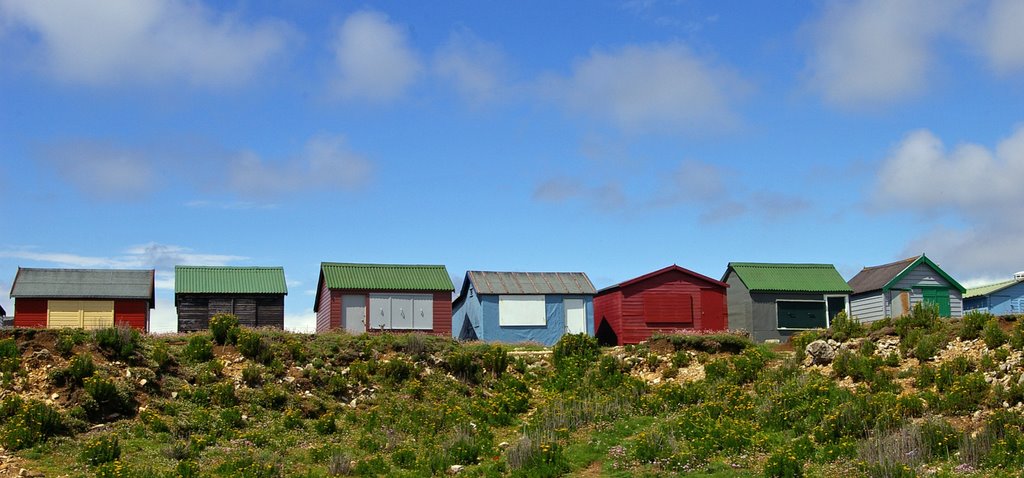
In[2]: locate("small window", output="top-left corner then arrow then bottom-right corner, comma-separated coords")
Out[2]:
499,295 -> 546,326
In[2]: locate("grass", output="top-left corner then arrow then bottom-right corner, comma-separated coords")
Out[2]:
2,315 -> 1024,477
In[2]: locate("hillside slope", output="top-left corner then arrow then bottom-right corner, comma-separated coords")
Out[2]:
2,307 -> 1024,477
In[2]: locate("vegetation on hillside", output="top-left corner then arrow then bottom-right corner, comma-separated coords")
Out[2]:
1,306 -> 1024,477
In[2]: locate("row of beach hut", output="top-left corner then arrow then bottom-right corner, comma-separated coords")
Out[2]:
5,255 -> 1021,344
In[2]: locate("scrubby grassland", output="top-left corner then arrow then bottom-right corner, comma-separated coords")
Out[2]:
2,306 -> 1024,477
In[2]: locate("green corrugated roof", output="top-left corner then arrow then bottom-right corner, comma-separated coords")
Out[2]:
175,266 -> 287,294
727,262 -> 853,293
965,279 -> 1021,299
320,263 -> 454,291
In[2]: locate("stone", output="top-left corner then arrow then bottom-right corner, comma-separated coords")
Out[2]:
139,379 -> 148,387
449,465 -> 464,474
805,340 -> 837,365
50,393 -> 59,400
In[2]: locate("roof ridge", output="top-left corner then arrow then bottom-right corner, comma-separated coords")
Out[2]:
176,265 -> 283,269
859,256 -> 919,271
322,262 -> 445,268
730,262 -> 836,267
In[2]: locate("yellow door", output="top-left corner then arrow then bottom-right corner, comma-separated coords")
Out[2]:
47,300 -> 114,329
82,301 -> 114,329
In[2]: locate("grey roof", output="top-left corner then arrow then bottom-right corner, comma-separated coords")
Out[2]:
466,271 -> 596,295
10,268 -> 155,301
848,257 -> 917,295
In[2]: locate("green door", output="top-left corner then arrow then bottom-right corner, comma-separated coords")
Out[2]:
920,287 -> 951,317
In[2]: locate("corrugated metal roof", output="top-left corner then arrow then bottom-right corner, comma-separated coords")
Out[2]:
726,262 -> 852,293
10,268 -> 154,300
467,271 -> 597,295
321,263 -> 454,291
175,266 -> 287,294
965,279 -> 1022,299
848,257 -> 917,294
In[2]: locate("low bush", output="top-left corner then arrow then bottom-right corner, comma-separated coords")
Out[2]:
446,350 -> 482,384
242,364 -> 263,387
83,376 -> 135,421
150,341 -> 175,372
552,333 -> 600,370
0,396 -> 67,450
829,311 -> 864,342
764,447 -> 803,478
895,303 -> 941,337
50,353 -> 96,387
982,319 -> 1008,349
960,311 -> 991,340
482,345 -> 509,379
209,313 -> 240,346
652,331 -> 753,354
55,329 -> 88,356
81,434 -> 121,466
93,327 -> 141,361
182,335 -> 214,363
237,329 -> 273,365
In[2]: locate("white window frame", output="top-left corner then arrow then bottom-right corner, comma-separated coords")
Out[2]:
775,299 -> 829,331
499,295 -> 546,326
824,294 -> 850,321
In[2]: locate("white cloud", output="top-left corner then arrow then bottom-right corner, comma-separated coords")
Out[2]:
873,127 -> 1024,215
40,141 -> 155,200
983,0 -> 1024,73
873,126 -> 1024,279
434,30 -> 507,105
228,135 -> 373,197
0,0 -> 292,86
285,311 -> 317,333
0,243 -> 246,269
546,42 -> 746,133
330,10 -> 421,102
804,0 -> 960,108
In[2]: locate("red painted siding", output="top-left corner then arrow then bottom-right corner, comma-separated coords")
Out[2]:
317,288 -> 452,336
114,300 -> 149,332
315,276 -> 336,333
595,267 -> 728,345
14,299 -> 47,327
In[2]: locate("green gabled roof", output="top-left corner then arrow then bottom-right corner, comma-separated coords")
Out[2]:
883,255 -> 966,294
320,263 -> 454,291
175,266 -> 287,294
725,262 -> 852,293
965,279 -> 1022,299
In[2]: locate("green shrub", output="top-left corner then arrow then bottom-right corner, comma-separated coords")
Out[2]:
237,329 -> 273,364
0,338 -> 21,380
482,345 -> 510,379
506,438 -> 569,478
83,376 -> 135,421
790,330 -> 822,362
983,319 -> 1008,349
764,447 -> 804,478
242,364 -> 263,387
1010,321 -> 1024,350
209,313 -> 240,346
652,331 -> 753,354
552,333 -> 600,370
211,382 -> 237,407
895,303 -> 941,337
93,327 -> 141,361
630,428 -> 676,463
55,329 -> 87,356
938,372 -> 989,415
913,332 -> 947,361
81,434 -> 121,466
314,413 -> 337,435
960,311 -> 991,340
51,353 -> 96,387
379,358 -> 416,383
151,341 -> 175,372
830,311 -> 864,342
0,338 -> 19,360
0,397 -> 67,450
671,351 -> 692,368
183,335 -> 214,363
447,350 -> 482,384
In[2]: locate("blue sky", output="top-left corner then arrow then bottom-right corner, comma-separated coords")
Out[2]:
3,0 -> 1024,332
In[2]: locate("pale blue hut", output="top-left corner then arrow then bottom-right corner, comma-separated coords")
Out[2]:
964,273 -> 1024,315
451,271 -> 596,345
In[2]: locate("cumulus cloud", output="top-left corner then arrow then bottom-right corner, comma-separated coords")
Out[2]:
433,29 -> 507,105
38,141 -> 155,200
546,42 -> 747,134
873,127 -> 1024,215
330,10 -> 421,102
227,135 -> 372,197
0,0 -> 292,86
983,0 -> 1024,74
804,0 -> 960,108
873,126 -> 1024,279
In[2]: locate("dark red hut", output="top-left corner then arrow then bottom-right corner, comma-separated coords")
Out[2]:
593,265 -> 728,345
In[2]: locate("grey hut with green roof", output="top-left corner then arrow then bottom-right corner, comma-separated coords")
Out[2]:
175,266 -> 287,332
722,262 -> 852,342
